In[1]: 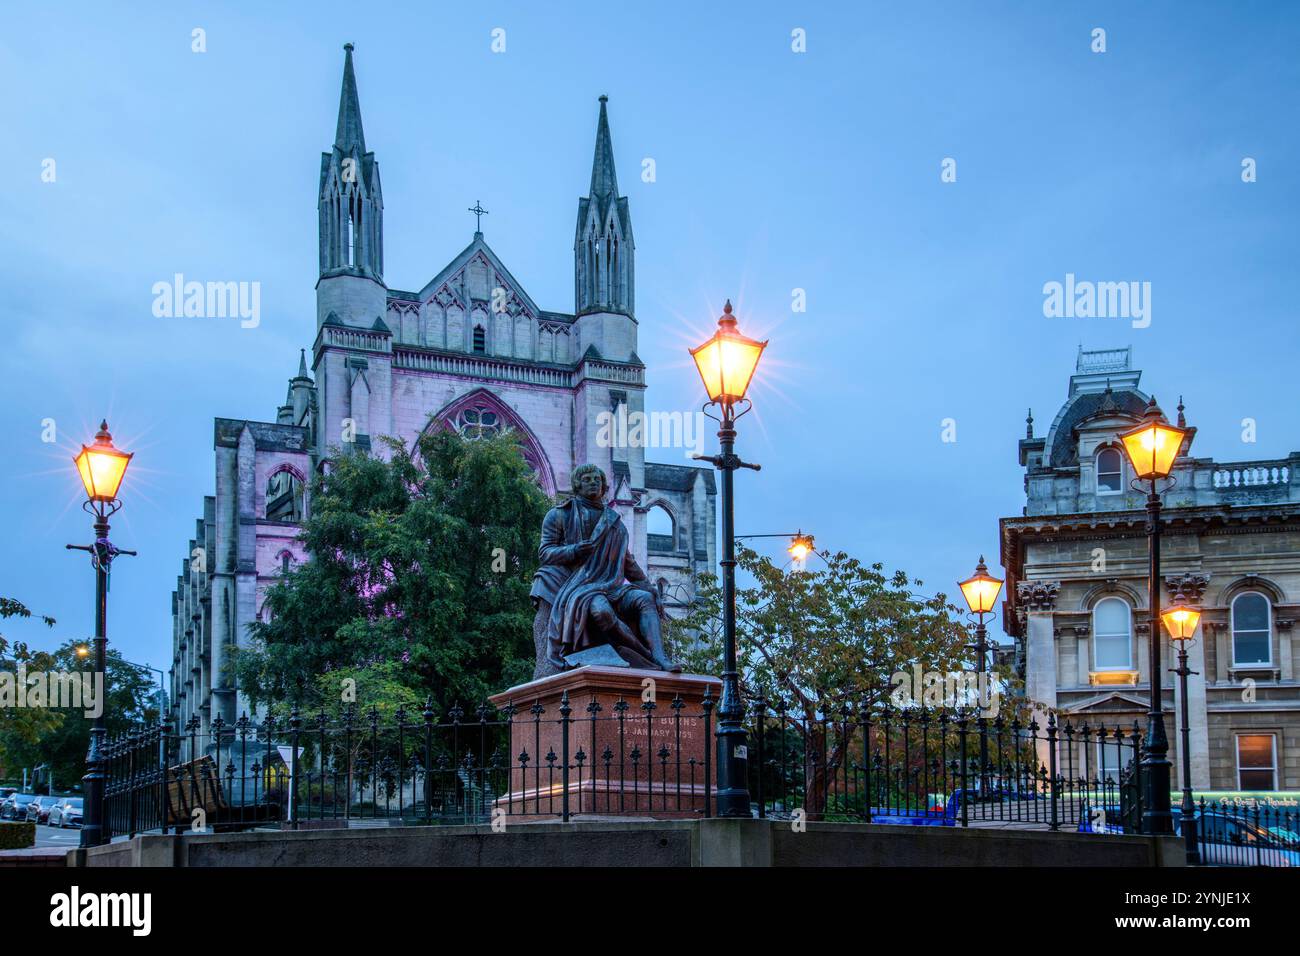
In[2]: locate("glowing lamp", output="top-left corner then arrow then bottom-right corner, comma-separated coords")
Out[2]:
689,300 -> 767,406
788,532 -> 815,562
959,556 -> 1003,615
73,421 -> 132,503
1119,397 -> 1186,481
1161,596 -> 1202,642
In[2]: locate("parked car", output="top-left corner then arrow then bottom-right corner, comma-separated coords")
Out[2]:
0,787 -> 16,802
1175,811 -> 1300,867
47,797 -> 83,828
25,795 -> 60,824
1,793 -> 38,820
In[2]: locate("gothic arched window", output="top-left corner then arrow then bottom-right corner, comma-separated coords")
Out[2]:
265,469 -> 304,522
647,504 -> 675,552
1096,447 -> 1123,495
1231,592 -> 1272,666
1092,597 -> 1132,670
472,325 -> 486,354
346,215 -> 355,266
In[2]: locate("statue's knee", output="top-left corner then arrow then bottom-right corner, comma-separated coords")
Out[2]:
589,599 -> 615,628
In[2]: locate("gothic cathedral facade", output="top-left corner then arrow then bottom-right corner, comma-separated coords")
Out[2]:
169,46 -> 717,734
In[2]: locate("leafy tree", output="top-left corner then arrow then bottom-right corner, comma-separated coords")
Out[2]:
235,429 -> 551,723
0,639 -> 157,791
676,545 -> 1017,817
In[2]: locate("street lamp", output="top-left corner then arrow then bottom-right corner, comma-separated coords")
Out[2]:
690,300 -> 767,818
787,531 -> 815,563
1162,594 -> 1202,865
959,556 -> 1003,793
734,530 -> 817,565
66,421 -> 135,849
1118,396 -> 1188,836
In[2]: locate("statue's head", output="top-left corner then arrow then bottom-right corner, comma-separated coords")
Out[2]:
571,464 -> 607,503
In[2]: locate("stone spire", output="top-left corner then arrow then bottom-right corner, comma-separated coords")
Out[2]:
317,43 -> 384,291
588,95 -> 619,211
290,349 -> 314,426
335,43 -> 366,154
575,95 -> 634,319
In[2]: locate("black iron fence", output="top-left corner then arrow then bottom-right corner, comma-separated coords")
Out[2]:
748,701 -> 1144,832
104,697 -> 1151,837
98,695 -> 1300,865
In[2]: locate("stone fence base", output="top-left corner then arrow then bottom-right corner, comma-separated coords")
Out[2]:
63,819 -> 1185,868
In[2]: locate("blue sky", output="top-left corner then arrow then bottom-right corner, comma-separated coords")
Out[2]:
2,1 -> 1298,678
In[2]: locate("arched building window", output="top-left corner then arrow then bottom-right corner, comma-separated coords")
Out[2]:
1231,592 -> 1272,666
472,325 -> 486,354
647,503 -> 675,552
1096,447 -> 1123,494
425,389 -> 557,497
1092,597 -> 1132,670
265,468 -> 305,522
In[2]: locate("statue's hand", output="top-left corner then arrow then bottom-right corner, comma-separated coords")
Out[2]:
574,540 -> 596,560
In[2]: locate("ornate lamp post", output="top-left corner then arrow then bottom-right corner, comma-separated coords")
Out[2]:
1162,594 -> 1202,864
67,421 -> 135,849
958,556 -> 1003,793
1118,396 -> 1188,836
689,300 -> 767,817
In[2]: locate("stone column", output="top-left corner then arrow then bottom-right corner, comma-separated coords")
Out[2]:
1278,619 -> 1294,681
1075,626 -> 1091,686
1018,581 -> 1060,770
1184,624 -> 1211,790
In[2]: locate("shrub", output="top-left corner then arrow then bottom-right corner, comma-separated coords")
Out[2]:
0,822 -> 36,850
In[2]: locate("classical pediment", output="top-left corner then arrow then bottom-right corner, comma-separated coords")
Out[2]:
1063,690 -> 1148,715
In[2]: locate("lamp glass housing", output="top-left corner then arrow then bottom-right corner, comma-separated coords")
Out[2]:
1161,602 -> 1202,642
959,565 -> 1004,615
73,429 -> 132,503
690,310 -> 767,405
1120,419 -> 1186,481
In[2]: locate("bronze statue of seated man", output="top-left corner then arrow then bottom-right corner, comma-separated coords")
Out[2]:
530,464 -> 680,677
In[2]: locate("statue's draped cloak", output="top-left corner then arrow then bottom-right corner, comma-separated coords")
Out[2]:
544,501 -> 654,666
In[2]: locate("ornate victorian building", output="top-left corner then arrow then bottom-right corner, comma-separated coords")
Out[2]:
1001,347 -> 1300,792
168,46 -> 717,737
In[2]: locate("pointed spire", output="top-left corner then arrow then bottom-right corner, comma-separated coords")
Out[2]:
298,348 -> 309,379
335,43 -> 366,154
588,95 -> 619,201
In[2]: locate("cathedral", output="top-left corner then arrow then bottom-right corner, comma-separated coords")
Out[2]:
168,45 -> 718,734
